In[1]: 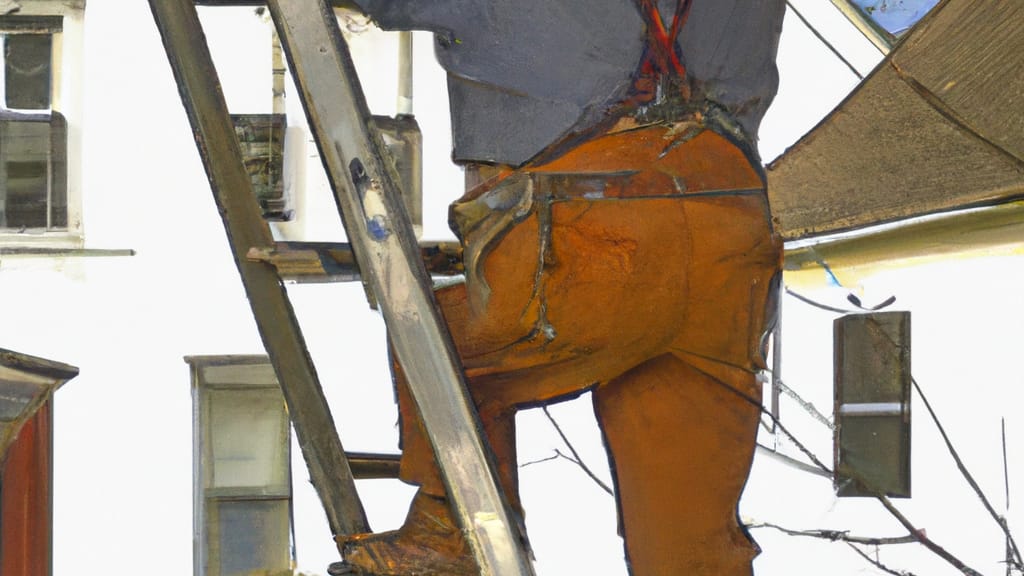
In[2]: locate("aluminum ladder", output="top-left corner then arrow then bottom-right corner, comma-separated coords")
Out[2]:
149,2 -> 535,575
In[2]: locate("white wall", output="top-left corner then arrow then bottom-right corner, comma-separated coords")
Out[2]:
746,253 -> 1024,576
749,4 -> 1024,573
0,1 -> 1019,575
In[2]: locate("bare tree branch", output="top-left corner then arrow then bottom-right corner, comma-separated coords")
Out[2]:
521,448 -> 616,497
520,453 -> 560,467
747,520 -> 922,575
847,543 -> 916,576
747,521 -> 917,546
521,324 -> 1014,576
840,464 -> 984,576
785,286 -> 860,314
852,314 -> 1022,570
912,377 -> 1023,571
537,407 -> 616,496
773,373 -> 835,430
718,379 -> 834,476
702,362 -> 986,576
1004,418 -> 1014,576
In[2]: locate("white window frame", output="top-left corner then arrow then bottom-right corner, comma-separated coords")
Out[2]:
0,1 -> 84,247
187,355 -> 295,576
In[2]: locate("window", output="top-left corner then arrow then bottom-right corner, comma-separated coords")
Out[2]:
834,311 -> 912,498
187,355 -> 294,576
232,114 -> 290,221
0,15 -> 68,234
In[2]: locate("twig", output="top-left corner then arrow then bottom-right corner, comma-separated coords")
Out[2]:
785,286 -> 858,314
855,314 -> 1022,569
540,407 -> 615,496
840,464 -> 985,576
1004,418 -> 1011,510
748,521 -> 917,546
1004,418 -> 1013,576
847,542 -> 916,576
520,453 -> 560,467
708,374 -> 834,476
748,520 -> 921,575
695,359 -> 984,575
775,375 -> 835,430
913,378 -> 1024,570
521,448 -> 616,498
783,0 -> 865,80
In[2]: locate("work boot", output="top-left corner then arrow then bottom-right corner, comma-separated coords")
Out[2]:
332,491 -> 478,576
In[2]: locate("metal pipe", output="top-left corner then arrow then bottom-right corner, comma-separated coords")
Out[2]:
756,443 -> 831,478
770,290 -> 783,432
396,30 -> 413,116
272,30 -> 286,114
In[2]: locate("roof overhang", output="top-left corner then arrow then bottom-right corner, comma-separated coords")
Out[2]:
769,0 -> 1024,245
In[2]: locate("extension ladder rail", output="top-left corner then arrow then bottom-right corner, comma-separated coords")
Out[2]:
150,2 -> 535,575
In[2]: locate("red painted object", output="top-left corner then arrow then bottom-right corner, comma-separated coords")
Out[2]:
2,402 -> 52,576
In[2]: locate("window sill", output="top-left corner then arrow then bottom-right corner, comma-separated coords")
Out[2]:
0,231 -> 83,250
0,233 -> 134,259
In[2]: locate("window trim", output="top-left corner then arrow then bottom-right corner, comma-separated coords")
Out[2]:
0,4 -> 83,247
187,355 -> 295,576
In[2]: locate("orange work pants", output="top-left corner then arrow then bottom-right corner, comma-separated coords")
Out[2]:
393,125 -> 782,575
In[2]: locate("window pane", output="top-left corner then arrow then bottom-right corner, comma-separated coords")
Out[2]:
231,114 -> 289,221
834,312 -> 911,498
209,499 -> 291,576
4,34 -> 52,110
0,117 -> 51,229
0,379 -> 39,421
208,388 -> 289,490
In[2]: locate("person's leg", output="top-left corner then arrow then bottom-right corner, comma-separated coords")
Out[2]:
336,145 -> 764,574
593,352 -> 762,576
334,191 -> 687,573
336,284 -> 523,576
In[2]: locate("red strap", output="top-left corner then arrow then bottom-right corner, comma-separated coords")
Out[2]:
632,0 -> 693,102
525,0 -> 696,165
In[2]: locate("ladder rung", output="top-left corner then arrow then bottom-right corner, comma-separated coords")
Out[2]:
247,241 -> 464,282
346,452 -> 401,479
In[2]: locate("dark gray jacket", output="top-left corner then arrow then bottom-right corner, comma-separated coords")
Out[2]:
354,0 -> 786,166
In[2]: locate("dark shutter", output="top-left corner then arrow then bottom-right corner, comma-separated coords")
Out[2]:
834,312 -> 912,498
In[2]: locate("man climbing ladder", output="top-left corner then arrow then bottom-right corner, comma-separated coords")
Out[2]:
336,1 -> 787,574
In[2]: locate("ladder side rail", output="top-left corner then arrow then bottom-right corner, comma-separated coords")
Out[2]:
265,2 -> 535,575
149,0 -> 371,538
